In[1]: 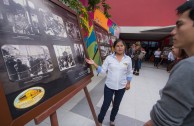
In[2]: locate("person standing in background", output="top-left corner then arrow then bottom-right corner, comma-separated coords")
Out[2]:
133,42 -> 141,75
128,44 -> 135,68
154,48 -> 161,68
166,47 -> 175,72
167,47 -> 175,64
167,46 -> 187,72
138,47 -> 146,69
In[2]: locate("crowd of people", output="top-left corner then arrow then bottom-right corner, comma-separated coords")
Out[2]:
128,43 -> 188,73
151,45 -> 188,72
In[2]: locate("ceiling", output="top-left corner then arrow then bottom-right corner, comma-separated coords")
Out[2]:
141,26 -> 175,33
119,26 -> 175,41
120,32 -> 170,41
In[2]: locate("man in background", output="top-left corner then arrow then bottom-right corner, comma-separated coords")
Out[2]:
128,44 -> 135,67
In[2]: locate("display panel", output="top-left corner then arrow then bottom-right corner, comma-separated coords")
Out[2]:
93,22 -> 112,60
0,0 -> 92,120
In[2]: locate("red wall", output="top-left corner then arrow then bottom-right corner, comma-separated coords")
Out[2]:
79,0 -> 186,26
79,0 -> 88,6
106,0 -> 186,26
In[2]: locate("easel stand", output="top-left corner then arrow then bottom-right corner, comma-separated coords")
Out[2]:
50,112 -> 58,126
84,87 -> 99,126
34,86 -> 100,126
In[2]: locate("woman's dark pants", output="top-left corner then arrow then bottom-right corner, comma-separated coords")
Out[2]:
98,85 -> 125,123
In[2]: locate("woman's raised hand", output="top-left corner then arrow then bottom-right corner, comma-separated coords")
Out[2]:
85,58 -> 95,65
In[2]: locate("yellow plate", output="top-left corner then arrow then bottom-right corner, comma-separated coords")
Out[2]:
14,87 -> 45,109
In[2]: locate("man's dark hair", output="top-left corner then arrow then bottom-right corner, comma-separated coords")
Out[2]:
177,0 -> 194,21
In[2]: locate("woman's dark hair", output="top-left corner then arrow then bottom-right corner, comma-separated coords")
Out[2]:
113,39 -> 126,48
177,0 -> 194,21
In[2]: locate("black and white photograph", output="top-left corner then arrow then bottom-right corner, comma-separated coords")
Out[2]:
108,46 -> 112,55
110,35 -> 117,45
99,46 -> 107,57
74,44 -> 86,65
1,45 -> 53,81
3,0 -> 10,5
28,3 -> 40,35
94,23 -> 112,61
66,21 -> 81,40
94,25 -> 108,44
53,45 -> 76,71
0,10 -> 3,20
3,0 -> 40,35
39,8 -> 67,38
95,31 -> 103,43
100,46 -> 112,58
0,10 -> 3,28
75,25 -> 82,40
103,34 -> 110,44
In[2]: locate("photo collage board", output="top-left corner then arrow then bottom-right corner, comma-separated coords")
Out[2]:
0,0 -> 91,119
93,23 -> 112,60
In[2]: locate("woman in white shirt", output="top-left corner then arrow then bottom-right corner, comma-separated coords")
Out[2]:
85,39 -> 133,126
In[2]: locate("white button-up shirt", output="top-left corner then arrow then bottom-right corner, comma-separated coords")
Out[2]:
97,53 -> 133,90
154,51 -> 161,58
168,51 -> 175,61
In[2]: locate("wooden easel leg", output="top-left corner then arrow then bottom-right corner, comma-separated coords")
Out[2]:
50,111 -> 58,126
84,87 -> 100,126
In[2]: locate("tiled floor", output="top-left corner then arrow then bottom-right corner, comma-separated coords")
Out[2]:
25,62 -> 169,126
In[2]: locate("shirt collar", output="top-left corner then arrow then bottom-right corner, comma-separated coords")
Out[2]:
112,52 -> 127,58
